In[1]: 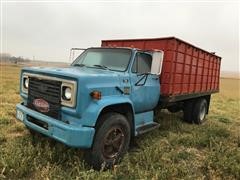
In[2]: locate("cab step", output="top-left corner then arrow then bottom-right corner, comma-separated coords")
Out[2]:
136,122 -> 160,135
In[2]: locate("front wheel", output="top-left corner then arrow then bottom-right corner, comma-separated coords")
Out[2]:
84,112 -> 131,170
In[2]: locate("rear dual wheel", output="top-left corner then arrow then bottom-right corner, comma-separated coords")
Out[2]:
183,98 -> 208,124
194,99 -> 207,124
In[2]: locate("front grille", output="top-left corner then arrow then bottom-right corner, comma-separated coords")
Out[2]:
27,77 -> 62,119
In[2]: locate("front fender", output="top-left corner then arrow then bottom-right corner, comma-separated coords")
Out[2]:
80,96 -> 134,127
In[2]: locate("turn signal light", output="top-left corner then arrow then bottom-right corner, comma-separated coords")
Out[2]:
90,91 -> 101,100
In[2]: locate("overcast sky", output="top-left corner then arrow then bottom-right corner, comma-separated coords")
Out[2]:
1,1 -> 239,72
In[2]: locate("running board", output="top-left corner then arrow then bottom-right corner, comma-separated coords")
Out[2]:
136,122 -> 160,135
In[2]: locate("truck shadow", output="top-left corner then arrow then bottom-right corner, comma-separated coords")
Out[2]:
22,109 -> 188,168
129,109 -> 188,151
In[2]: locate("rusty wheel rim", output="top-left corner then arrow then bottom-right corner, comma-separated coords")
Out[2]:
102,127 -> 125,159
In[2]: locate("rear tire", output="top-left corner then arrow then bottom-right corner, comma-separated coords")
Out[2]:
192,99 -> 208,124
84,112 -> 131,170
183,100 -> 194,123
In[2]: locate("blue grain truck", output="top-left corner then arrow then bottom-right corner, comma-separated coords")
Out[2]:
16,37 -> 221,169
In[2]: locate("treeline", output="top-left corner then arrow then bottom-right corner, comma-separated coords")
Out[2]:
0,53 -> 31,64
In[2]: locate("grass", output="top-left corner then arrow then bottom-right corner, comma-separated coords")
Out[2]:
0,64 -> 240,179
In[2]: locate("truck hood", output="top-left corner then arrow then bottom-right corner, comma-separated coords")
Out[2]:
22,66 -> 121,80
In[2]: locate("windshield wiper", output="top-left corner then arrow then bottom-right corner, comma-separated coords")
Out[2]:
73,63 -> 85,67
93,64 -> 110,70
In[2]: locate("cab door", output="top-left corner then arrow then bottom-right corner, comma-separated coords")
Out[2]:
129,52 -> 160,113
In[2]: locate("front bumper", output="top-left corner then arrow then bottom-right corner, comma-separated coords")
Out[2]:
16,103 -> 95,148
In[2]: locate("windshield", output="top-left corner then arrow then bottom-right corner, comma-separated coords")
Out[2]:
71,48 -> 131,71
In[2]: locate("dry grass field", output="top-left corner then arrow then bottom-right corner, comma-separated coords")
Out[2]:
0,64 -> 239,179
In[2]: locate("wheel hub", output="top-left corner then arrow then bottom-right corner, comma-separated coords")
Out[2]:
102,127 -> 125,159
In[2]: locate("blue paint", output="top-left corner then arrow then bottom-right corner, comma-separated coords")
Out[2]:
16,103 -> 95,148
135,111 -> 154,128
16,48 -> 161,148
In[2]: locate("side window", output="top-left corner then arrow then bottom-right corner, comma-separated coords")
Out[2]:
132,52 -> 152,73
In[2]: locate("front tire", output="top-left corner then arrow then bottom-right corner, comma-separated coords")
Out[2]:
84,112 -> 131,170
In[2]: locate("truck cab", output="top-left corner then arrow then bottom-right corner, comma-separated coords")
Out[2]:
16,47 -> 163,169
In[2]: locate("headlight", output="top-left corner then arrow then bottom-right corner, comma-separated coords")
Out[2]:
63,87 -> 72,100
24,77 -> 29,89
22,74 -> 29,93
61,82 -> 76,107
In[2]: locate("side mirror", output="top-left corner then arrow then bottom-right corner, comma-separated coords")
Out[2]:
69,48 -> 86,62
150,51 -> 164,75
